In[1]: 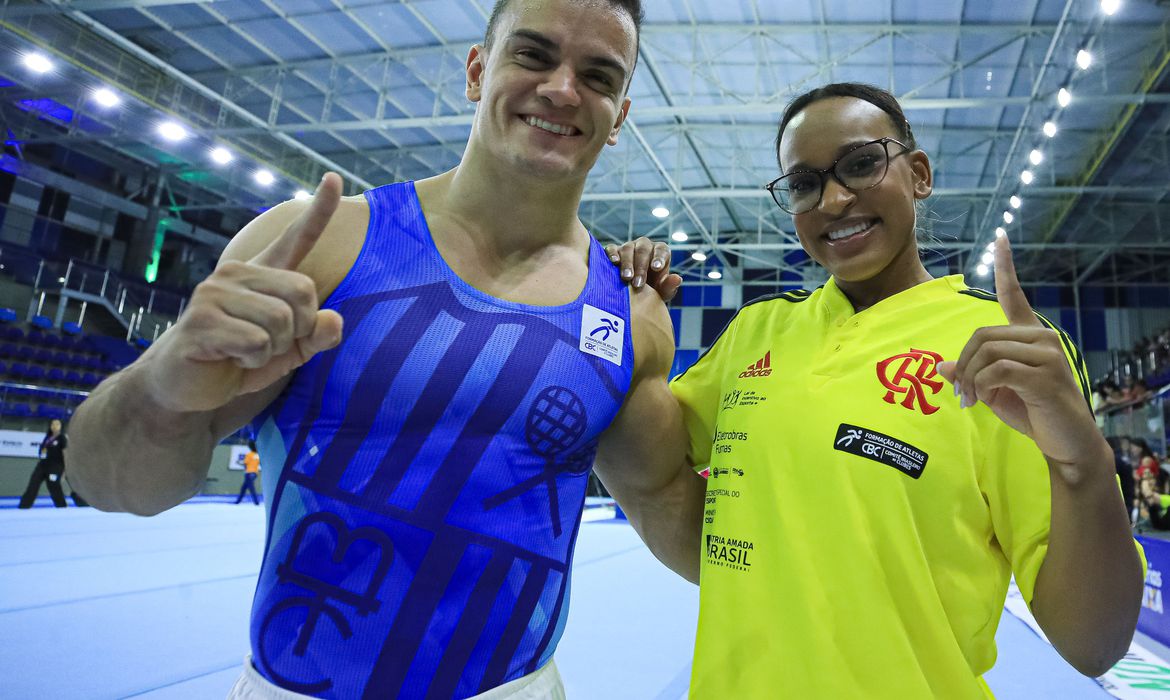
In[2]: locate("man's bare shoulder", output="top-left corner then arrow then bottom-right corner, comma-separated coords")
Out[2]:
219,192 -> 371,301
629,286 -> 675,377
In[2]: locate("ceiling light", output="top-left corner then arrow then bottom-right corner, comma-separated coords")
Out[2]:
22,52 -> 52,74
995,227 -> 1006,238
1043,121 -> 1058,138
91,87 -> 120,108
671,230 -> 689,242
691,251 -> 708,262
1029,149 -> 1044,166
708,270 -> 723,280
986,242 -> 997,251
976,263 -> 989,276
293,190 -> 311,200
157,121 -> 188,141
1076,50 -> 1093,70
651,206 -> 669,219
981,252 -> 994,265
254,169 -> 275,186
1003,211 -> 1014,224
210,147 -> 233,165
1057,87 -> 1072,107
1020,170 -> 1035,185
1009,196 -> 1022,209
1101,0 -> 1121,15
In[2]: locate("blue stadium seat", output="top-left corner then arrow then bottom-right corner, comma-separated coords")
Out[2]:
16,346 -> 33,361
47,368 -> 63,382
134,337 -> 151,349
25,366 -> 44,382
30,315 -> 52,330
0,343 -> 13,358
0,308 -> 17,323
35,404 -> 54,419
51,352 -> 68,365
11,362 -> 27,378
64,371 -> 81,384
61,322 -> 82,336
4,327 -> 22,341
28,329 -> 43,345
69,354 -> 86,367
82,372 -> 97,386
42,334 -> 61,348
11,403 -> 31,418
34,349 -> 52,364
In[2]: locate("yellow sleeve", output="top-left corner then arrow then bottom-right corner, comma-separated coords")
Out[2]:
668,316 -> 739,471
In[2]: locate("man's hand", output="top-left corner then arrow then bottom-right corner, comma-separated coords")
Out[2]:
142,173 -> 346,412
604,237 -> 682,302
937,236 -> 1096,468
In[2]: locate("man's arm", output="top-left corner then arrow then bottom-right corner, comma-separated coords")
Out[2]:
67,175 -> 352,516
593,286 -> 706,583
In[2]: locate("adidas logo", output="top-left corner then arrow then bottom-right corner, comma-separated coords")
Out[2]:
738,351 -> 772,378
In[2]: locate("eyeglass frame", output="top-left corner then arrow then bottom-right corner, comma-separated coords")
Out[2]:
763,137 -> 913,216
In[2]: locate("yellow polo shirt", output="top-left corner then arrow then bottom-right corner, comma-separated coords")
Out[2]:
671,275 -> 1114,699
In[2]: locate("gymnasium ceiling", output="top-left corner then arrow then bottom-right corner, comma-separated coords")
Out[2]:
1,0 -> 1169,289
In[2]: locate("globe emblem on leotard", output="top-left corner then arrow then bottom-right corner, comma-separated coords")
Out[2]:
527,386 -> 589,472
483,386 -> 593,536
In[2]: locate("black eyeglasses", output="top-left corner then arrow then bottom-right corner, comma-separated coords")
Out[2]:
764,138 -> 912,215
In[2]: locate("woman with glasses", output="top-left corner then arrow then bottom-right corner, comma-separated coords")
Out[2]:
599,82 -> 1143,697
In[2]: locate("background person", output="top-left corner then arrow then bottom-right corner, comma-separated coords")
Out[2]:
18,418 -> 68,509
234,440 -> 261,505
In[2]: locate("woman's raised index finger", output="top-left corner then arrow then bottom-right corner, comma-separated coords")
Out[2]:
994,234 -> 1040,327
253,172 -> 343,270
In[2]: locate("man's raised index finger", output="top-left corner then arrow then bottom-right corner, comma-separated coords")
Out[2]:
994,234 -> 1039,327
253,172 -> 343,270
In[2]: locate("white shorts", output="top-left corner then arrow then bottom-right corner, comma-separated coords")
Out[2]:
227,655 -> 566,700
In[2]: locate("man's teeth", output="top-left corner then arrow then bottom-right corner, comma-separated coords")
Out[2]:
525,116 -> 576,136
827,221 -> 874,241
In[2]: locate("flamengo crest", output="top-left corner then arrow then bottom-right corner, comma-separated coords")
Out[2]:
876,348 -> 945,415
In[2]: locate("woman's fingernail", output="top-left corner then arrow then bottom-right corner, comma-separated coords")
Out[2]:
634,276 -> 643,288
953,381 -> 961,397
651,260 -> 664,270
622,268 -> 632,278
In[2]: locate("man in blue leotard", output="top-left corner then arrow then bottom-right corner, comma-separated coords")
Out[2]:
67,0 -> 691,698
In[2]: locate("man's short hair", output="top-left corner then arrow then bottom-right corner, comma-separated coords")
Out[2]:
483,0 -> 645,66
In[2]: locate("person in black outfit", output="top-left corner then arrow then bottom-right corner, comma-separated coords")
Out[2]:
18,419 -> 68,509
1106,435 -> 1135,520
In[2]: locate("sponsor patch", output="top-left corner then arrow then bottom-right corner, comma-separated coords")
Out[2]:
833,423 -> 928,479
579,304 -> 623,365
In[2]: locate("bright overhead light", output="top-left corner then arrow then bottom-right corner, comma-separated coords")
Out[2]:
57,277 -> 66,284
976,263 -> 990,276
1101,0 -> 1121,15
1029,149 -> 1044,166
651,206 -> 669,219
254,169 -> 275,186
293,189 -> 311,200
691,251 -> 708,262
1020,170 -> 1035,185
986,241 -> 997,251
708,270 -> 723,280
1043,121 -> 1058,138
981,252 -> 994,265
91,87 -> 120,108
1076,50 -> 1093,70
671,230 -> 689,242
1057,87 -> 1072,107
1003,211 -> 1014,224
210,147 -> 233,165
995,227 -> 1007,238
1009,195 -> 1022,209
157,121 -> 188,141
22,52 -> 52,74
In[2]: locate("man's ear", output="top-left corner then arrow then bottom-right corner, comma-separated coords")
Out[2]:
607,96 -> 632,146
466,44 -> 486,102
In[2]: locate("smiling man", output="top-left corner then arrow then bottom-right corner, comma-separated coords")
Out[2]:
67,1 -> 684,698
